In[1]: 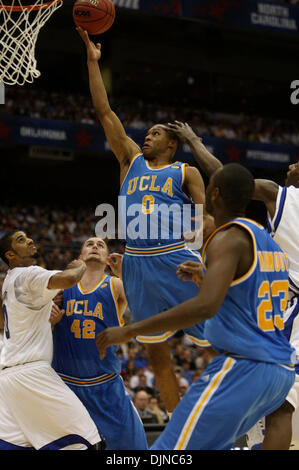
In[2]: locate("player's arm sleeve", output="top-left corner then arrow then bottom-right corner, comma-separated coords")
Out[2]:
16,266 -> 62,306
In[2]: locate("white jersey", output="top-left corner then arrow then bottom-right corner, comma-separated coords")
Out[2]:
267,185 -> 299,293
0,265 -> 61,369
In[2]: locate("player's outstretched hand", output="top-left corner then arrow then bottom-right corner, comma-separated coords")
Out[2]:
96,326 -> 133,359
50,303 -> 65,327
107,253 -> 123,278
65,259 -> 86,271
177,260 -> 204,287
77,26 -> 101,62
166,121 -> 201,144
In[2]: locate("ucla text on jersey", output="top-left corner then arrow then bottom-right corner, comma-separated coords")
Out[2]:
119,154 -> 197,248
52,275 -> 123,381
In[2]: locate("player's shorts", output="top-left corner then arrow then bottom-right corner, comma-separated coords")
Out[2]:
285,291 -> 299,448
284,291 -> 299,372
246,289 -> 299,450
284,291 -> 299,409
58,373 -> 148,450
150,355 -> 295,450
122,242 -> 210,346
0,361 -> 101,450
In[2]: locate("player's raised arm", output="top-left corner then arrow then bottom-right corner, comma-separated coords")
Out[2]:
168,122 -> 281,218
77,27 -> 141,171
253,179 -> 279,219
167,121 -> 223,177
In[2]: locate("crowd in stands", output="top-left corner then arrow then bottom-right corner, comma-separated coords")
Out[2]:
3,87 -> 299,147
117,336 -> 213,425
0,203 -> 99,272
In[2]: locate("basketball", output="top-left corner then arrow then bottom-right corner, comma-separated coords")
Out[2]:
73,0 -> 115,35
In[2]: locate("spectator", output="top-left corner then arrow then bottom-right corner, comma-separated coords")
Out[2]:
180,359 -> 194,386
178,377 -> 189,398
133,390 -> 159,424
155,394 -> 169,423
147,396 -> 166,425
132,373 -> 156,396
192,367 -> 205,383
121,345 -> 147,371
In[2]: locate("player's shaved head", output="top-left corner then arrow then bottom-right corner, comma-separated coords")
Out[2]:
206,164 -> 254,216
214,163 -> 254,212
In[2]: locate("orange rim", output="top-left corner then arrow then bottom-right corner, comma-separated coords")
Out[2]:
0,0 -> 62,11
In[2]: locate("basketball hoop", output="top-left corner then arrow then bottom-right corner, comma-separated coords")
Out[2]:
0,0 -> 63,86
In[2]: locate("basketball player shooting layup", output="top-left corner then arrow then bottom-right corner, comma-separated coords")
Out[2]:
77,27 -> 212,413
0,230 -> 102,450
166,121 -> 299,450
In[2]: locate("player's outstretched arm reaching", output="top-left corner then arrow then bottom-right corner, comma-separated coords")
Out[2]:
48,259 -> 87,290
167,121 -> 223,177
167,121 -> 298,219
77,27 -> 141,182
96,226 -> 249,358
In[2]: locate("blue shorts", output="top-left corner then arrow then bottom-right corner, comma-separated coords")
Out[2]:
151,355 -> 295,450
64,375 -> 148,450
122,244 -> 210,346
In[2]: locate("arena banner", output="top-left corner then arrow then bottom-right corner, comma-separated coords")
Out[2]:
187,0 -> 298,35
112,0 -> 299,35
0,113 -> 298,168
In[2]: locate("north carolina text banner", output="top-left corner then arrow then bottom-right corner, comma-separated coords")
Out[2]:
112,0 -> 299,35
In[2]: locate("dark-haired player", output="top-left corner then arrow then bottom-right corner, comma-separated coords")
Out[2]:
96,163 -> 295,450
78,27 -> 211,412
0,230 -> 102,450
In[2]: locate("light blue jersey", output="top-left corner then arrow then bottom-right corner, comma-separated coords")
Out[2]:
203,218 -> 295,366
151,217 -> 295,450
119,153 -> 208,345
119,153 -> 195,248
52,275 -> 123,378
52,275 -> 148,450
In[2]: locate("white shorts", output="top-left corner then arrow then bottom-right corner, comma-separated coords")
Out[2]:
0,361 -> 101,450
285,293 -> 299,361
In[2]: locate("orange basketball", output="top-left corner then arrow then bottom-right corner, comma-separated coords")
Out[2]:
73,0 -> 115,35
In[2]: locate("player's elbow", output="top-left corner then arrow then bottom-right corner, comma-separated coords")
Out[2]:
94,104 -> 112,122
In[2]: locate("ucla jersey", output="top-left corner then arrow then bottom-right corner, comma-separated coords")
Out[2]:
119,154 -> 195,248
202,218 -> 296,365
52,275 -> 123,379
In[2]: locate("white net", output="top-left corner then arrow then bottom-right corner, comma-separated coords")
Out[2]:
0,0 -> 63,86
